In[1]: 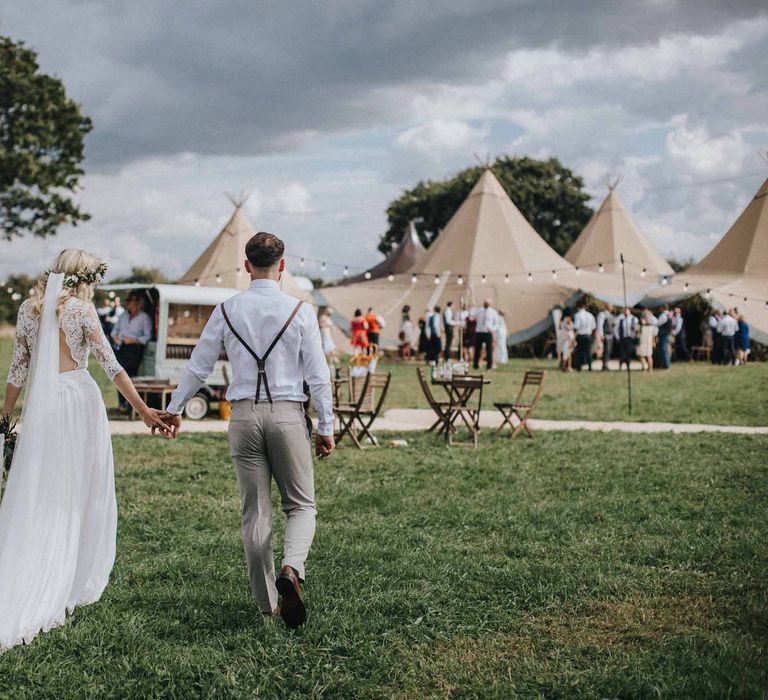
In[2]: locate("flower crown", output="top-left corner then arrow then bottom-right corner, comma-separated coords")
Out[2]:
45,261 -> 108,288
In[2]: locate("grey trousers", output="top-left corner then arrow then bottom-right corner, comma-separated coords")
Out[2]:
228,400 -> 316,613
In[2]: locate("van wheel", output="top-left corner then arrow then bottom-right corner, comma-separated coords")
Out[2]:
184,393 -> 209,420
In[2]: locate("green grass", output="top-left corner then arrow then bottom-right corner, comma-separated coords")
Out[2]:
0,431 -> 765,698
2,338 -> 766,425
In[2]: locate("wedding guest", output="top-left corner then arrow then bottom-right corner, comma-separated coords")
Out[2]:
558,314 -> 575,372
473,299 -> 499,370
364,307 -> 385,355
572,301 -> 596,371
495,311 -> 509,365
318,310 -> 336,366
637,308 -> 657,372
111,292 -> 153,409
655,304 -> 673,369
398,305 -> 415,360
425,305 -> 443,363
736,314 -> 750,365
708,309 -> 723,364
350,309 -> 369,355
443,301 -> 459,360
615,307 -> 638,370
596,304 -> 616,371
672,307 -> 691,362
718,308 -> 738,365
112,296 -> 125,320
417,313 -> 428,359
461,302 -> 475,363
98,297 -> 115,339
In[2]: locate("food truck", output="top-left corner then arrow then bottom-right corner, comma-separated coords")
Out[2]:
99,283 -> 239,419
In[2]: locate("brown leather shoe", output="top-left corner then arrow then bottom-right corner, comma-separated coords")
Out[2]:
275,565 -> 306,629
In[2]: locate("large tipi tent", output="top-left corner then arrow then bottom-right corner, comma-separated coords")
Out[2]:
178,201 -> 313,302
343,220 -> 426,284
566,187 -> 673,278
316,169 -> 584,347
644,177 -> 768,342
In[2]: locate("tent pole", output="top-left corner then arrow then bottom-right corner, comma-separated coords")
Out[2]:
620,253 -> 632,415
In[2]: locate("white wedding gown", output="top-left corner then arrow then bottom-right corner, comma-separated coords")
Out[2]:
1,273 -> 123,650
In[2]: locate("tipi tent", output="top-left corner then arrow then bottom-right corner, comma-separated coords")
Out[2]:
343,220 -> 426,284
566,188 -> 673,278
316,170 -> 583,347
644,177 -> 768,342
178,201 -> 313,302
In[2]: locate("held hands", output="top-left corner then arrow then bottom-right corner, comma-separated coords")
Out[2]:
157,411 -> 182,439
140,407 -> 178,439
315,434 -> 335,459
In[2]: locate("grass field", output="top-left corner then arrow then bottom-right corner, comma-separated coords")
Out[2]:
0,431 -> 765,698
1,338 -> 767,426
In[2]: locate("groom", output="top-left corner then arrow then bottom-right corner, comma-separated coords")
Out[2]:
161,232 -> 335,628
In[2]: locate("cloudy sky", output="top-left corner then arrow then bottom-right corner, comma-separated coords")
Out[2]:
1,0 -> 767,281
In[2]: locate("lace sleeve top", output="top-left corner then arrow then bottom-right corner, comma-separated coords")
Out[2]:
7,297 -> 124,387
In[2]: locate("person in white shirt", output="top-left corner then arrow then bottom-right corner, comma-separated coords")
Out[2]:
595,304 -> 616,371
672,307 -> 691,362
443,301 -> 459,360
472,299 -> 500,370
161,232 -> 334,629
572,301 -> 596,371
614,307 -> 638,370
425,305 -> 443,363
709,310 -> 723,364
717,308 -> 739,365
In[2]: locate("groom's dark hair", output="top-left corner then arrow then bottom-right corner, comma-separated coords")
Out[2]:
245,232 -> 285,269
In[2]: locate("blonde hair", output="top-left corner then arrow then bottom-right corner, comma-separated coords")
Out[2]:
29,249 -> 106,317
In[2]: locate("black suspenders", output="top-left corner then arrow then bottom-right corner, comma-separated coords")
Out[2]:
220,300 -> 304,404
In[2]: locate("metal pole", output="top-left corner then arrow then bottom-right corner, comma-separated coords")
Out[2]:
620,253 -> 632,415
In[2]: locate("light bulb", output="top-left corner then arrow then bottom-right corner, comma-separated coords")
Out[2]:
300,258 -> 305,267
364,271 -> 372,280
504,274 -> 510,284
343,266 -> 349,277
598,263 -> 604,273
411,274 -> 418,284
684,282 -> 689,291
194,280 -> 201,287
216,274 -> 223,283
527,273 -> 532,282
641,268 -> 647,278
108,291 -> 115,299
237,268 -> 243,277
387,274 -> 394,282
457,275 -> 464,286
575,266 -> 581,276
661,276 -> 669,286
321,262 -> 327,271
481,275 -> 487,284
433,275 -> 440,285
552,270 -> 557,280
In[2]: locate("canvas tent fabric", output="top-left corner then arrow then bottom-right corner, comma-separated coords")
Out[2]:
318,169 -> 585,347
644,178 -> 768,343
566,189 -> 673,277
343,220 -> 426,284
178,203 -> 312,302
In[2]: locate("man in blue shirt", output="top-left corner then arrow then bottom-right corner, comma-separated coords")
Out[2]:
111,292 -> 153,409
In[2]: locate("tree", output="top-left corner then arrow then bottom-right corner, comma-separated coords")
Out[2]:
0,36 -> 92,241
0,274 -> 37,325
111,266 -> 171,284
381,156 -> 593,256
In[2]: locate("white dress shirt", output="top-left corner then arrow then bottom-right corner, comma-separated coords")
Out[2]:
573,309 -> 596,336
672,315 -> 684,336
425,311 -> 442,338
166,279 -> 333,435
443,307 -> 458,328
111,310 -> 153,347
614,314 -> 638,339
474,306 -> 500,333
717,314 -> 738,337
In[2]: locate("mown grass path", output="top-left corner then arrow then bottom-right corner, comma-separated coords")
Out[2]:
0,431 -> 765,698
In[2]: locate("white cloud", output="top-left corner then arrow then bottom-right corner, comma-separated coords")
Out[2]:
273,183 -> 312,215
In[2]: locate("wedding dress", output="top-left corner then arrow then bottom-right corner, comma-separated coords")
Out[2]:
0,273 -> 123,650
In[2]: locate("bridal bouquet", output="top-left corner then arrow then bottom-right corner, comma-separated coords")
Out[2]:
1,415 -> 18,475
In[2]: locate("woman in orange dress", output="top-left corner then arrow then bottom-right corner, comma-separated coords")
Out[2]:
350,308 -> 369,354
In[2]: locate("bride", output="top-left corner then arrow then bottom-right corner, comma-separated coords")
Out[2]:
0,249 -> 172,651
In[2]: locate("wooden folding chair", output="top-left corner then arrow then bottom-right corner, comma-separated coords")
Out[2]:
447,375 -> 484,447
494,370 -> 546,439
416,367 -> 452,434
334,371 -> 392,448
